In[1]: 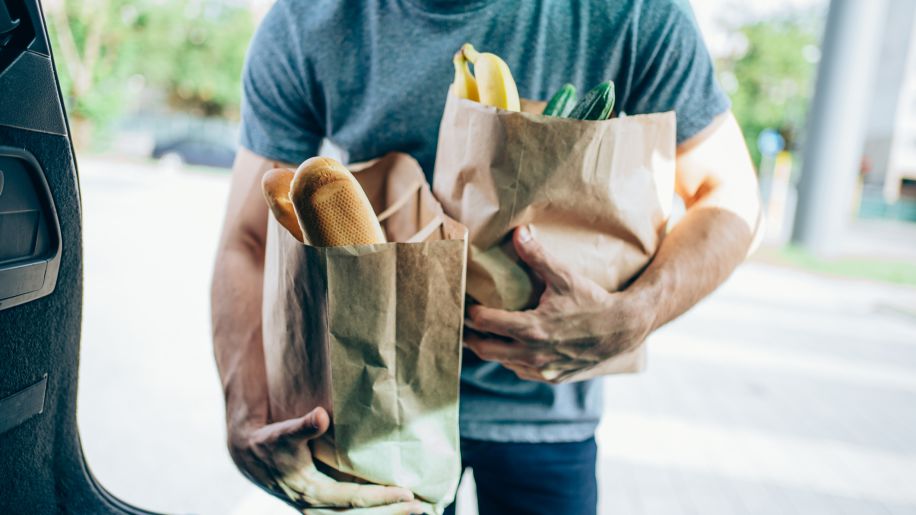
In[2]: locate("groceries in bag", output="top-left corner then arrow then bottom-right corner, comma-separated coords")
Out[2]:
289,156 -> 387,246
262,157 -> 387,247
567,81 -> 616,120
261,168 -> 304,243
451,43 -> 616,121
452,43 -> 520,111
435,45 -> 676,379
542,83 -> 577,117
261,154 -> 466,514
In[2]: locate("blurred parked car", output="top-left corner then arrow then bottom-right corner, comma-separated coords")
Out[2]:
151,137 -> 236,169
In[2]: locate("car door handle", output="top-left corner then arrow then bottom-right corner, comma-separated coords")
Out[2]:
0,147 -> 61,311
0,375 -> 47,436
0,0 -> 21,53
0,0 -> 19,36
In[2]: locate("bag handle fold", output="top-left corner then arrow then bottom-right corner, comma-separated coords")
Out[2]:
376,180 -> 423,223
406,214 -> 445,243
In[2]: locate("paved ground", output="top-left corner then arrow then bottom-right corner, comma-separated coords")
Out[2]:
839,218 -> 916,263
76,158 -> 916,515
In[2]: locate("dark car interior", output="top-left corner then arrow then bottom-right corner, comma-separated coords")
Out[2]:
0,1 -> 155,512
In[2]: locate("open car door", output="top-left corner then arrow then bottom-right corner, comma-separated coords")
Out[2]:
0,1 -> 155,512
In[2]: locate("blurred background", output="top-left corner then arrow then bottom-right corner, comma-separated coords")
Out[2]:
58,0 -> 916,513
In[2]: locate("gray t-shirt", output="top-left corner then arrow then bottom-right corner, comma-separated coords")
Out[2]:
241,0 -> 729,443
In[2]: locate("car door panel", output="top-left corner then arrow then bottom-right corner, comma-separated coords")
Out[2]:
0,1 -> 157,513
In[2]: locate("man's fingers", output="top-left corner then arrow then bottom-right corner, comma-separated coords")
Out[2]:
466,304 -> 543,342
465,333 -> 558,368
304,501 -> 428,515
513,225 -> 572,292
505,358 -> 588,383
372,501 -> 428,515
504,363 -> 546,382
465,333 -> 531,363
315,481 -> 416,509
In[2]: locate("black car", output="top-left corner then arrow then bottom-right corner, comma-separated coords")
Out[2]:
151,137 -> 236,169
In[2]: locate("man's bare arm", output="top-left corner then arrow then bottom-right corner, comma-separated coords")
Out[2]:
210,148 -> 420,512
211,147 -> 285,441
627,111 -> 760,331
465,111 -> 761,382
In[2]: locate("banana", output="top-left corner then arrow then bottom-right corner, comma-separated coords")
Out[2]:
452,49 -> 479,101
461,43 -> 520,112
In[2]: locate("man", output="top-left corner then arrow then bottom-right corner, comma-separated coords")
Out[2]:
211,1 -> 760,514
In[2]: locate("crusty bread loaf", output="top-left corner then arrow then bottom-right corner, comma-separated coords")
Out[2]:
261,168 -> 304,242
289,156 -> 386,246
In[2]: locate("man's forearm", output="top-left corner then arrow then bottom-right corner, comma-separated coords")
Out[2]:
626,204 -> 755,332
626,112 -> 761,332
211,242 -> 269,437
211,149 -> 288,439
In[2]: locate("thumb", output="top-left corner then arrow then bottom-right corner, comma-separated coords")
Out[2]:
263,407 -> 331,444
513,225 -> 571,292
294,407 -> 331,440
304,501 -> 427,515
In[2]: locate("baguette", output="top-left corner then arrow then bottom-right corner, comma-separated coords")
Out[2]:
289,156 -> 386,246
261,168 -> 304,242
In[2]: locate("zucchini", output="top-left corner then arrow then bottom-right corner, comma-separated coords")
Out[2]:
568,81 -> 615,120
542,83 -> 577,117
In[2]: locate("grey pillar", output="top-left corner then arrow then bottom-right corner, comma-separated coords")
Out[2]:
791,0 -> 887,256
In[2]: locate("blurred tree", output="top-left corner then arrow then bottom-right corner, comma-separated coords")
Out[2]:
717,16 -> 822,166
139,2 -> 254,118
45,0 -> 149,147
45,0 -> 254,148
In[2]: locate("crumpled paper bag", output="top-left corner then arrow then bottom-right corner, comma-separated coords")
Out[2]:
432,90 -> 676,379
262,152 -> 467,514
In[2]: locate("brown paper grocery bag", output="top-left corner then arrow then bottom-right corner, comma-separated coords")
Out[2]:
433,91 -> 676,379
262,152 -> 467,514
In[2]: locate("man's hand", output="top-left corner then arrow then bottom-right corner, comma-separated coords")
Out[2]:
466,112 -> 760,383
230,406 -> 425,515
466,226 -> 653,383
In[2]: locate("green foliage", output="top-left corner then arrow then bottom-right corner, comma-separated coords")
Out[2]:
46,0 -> 146,131
757,245 -> 916,287
137,3 -> 254,118
717,16 -> 822,165
46,0 -> 255,144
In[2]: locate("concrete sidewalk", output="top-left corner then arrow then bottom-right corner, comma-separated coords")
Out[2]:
597,262 -> 916,515
76,158 -> 916,514
840,218 -> 916,263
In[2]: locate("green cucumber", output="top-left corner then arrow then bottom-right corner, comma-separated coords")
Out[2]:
568,81 -> 615,120
542,83 -> 577,117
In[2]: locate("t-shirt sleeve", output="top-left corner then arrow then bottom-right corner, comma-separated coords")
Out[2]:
239,1 -> 323,164
621,0 -> 730,145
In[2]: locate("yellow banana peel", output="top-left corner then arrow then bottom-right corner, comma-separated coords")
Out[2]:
460,43 -> 520,112
452,49 -> 479,101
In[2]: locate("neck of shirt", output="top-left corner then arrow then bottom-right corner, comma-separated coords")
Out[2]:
403,0 -> 494,16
